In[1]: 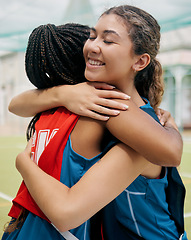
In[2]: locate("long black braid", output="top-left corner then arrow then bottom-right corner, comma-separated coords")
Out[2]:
25,23 -> 90,140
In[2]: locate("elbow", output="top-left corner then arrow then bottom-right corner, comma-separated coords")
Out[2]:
8,98 -> 31,117
51,205 -> 81,232
172,134 -> 183,167
51,208 -> 72,232
54,221 -> 70,233
8,101 -> 14,114
51,218 -> 70,233
171,145 -> 182,167
8,99 -> 20,116
169,128 -> 183,167
166,138 -> 183,167
168,151 -> 182,167
157,128 -> 183,167
155,150 -> 181,167
153,142 -> 182,167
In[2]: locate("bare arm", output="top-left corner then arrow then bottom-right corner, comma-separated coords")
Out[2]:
106,99 -> 183,167
8,82 -> 130,120
9,83 -> 182,166
156,108 -> 179,131
16,140 -> 149,232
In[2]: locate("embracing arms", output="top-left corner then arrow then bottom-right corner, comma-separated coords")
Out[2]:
16,140 -> 150,232
9,82 -> 129,120
9,82 -> 182,166
15,101 -> 182,231
106,99 -> 182,166
14,83 -> 183,231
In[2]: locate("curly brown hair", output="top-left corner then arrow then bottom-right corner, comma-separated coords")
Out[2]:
102,5 -> 164,110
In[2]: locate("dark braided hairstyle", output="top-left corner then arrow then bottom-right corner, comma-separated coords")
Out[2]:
25,23 -> 90,140
25,23 -> 90,88
102,5 -> 164,110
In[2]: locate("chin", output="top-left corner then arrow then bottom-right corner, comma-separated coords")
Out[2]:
85,73 -> 99,82
84,70 -> 110,83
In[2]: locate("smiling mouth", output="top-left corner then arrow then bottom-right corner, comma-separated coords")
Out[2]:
88,59 -> 105,66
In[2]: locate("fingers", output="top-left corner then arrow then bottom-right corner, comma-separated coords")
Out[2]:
95,98 -> 129,111
89,82 -> 116,90
156,108 -> 171,126
156,108 -> 161,120
98,89 -> 130,100
84,110 -> 110,121
160,113 -> 171,126
87,87 -> 130,120
90,82 -> 130,100
81,102 -> 128,121
92,105 -> 121,116
73,82 -> 131,120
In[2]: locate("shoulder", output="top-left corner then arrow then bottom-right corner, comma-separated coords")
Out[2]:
140,99 -> 160,124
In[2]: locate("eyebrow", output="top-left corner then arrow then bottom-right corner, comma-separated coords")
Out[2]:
90,27 -> 120,37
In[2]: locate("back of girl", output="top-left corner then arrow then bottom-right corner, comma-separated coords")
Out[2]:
3,23 -> 109,240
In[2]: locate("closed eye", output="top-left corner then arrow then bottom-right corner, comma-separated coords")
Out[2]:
104,40 -> 113,44
89,37 -> 96,40
89,28 -> 96,40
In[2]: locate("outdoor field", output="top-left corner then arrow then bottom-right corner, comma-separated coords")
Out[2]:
0,135 -> 191,238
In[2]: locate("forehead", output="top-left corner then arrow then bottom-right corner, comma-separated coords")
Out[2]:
95,14 -> 129,37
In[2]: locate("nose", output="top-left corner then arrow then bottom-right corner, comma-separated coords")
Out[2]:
85,38 -> 101,54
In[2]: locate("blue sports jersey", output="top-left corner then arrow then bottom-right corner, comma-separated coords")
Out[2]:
59,136 -> 116,239
2,136 -> 115,240
102,101 -> 187,240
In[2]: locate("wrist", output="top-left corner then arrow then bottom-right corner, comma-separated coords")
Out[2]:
53,85 -> 69,107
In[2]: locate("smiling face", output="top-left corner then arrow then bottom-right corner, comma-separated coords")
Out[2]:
83,14 -> 140,91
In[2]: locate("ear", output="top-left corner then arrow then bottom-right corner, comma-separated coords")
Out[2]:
132,53 -> 150,72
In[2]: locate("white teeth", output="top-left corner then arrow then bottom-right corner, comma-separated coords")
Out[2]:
89,59 -> 103,66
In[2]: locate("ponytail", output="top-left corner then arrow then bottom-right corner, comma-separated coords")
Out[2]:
135,58 -> 164,110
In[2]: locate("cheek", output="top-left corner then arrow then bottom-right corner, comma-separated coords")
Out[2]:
107,56 -> 131,78
107,54 -> 126,71
83,42 -> 88,59
83,38 -> 92,54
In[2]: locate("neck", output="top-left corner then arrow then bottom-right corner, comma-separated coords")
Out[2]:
117,80 -> 145,107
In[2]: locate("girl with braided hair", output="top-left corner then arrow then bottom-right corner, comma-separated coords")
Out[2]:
5,5 -> 187,240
